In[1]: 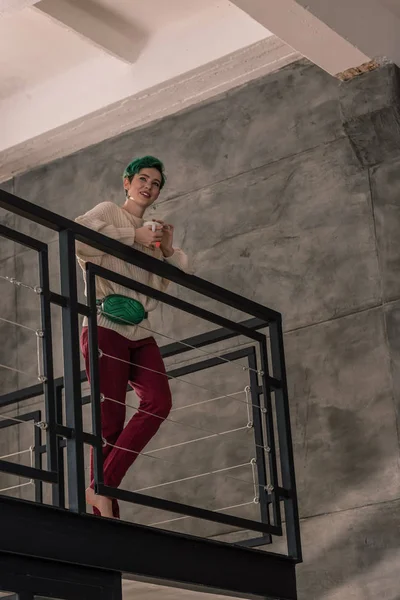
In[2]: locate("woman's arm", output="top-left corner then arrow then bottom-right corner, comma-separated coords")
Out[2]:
158,222 -> 191,273
75,202 -> 135,259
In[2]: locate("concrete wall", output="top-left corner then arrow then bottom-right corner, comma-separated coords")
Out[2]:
1,58 -> 400,599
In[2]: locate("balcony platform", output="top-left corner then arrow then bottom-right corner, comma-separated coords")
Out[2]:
0,495 -> 297,600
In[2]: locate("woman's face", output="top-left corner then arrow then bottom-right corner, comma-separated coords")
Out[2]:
124,168 -> 162,208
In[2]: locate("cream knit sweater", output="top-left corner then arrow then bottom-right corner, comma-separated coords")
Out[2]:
75,201 -> 189,341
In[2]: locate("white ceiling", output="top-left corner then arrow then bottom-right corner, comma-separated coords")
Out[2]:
0,0 -> 225,101
0,0 -> 286,181
0,7 -> 100,99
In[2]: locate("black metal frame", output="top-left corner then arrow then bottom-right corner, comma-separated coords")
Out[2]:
0,188 -> 302,600
0,410 -> 42,502
0,552 -> 122,600
0,495 -> 296,600
86,261 -> 282,536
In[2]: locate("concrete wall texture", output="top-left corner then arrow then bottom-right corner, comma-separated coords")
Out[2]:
1,58 -> 400,598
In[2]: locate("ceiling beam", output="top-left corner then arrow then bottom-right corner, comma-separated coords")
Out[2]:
294,0 -> 400,67
230,0 -> 371,75
35,0 -> 147,63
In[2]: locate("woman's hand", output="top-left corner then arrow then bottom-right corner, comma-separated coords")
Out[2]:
135,223 -> 163,248
159,221 -> 174,258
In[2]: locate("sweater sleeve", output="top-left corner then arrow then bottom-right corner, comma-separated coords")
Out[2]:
164,248 -> 191,273
159,248 -> 192,292
75,202 -> 136,260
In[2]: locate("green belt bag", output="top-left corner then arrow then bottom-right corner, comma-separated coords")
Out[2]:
96,294 -> 148,326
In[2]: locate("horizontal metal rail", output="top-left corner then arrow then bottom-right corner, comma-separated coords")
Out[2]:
0,223 -> 47,252
98,484 -> 281,536
0,459 -> 57,484
0,410 -> 41,429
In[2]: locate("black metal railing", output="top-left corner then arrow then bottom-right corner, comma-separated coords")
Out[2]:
0,189 -> 302,561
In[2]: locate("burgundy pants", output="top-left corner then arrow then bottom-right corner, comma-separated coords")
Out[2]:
81,327 -> 172,518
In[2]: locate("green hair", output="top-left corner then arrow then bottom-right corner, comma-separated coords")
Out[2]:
123,156 -> 166,190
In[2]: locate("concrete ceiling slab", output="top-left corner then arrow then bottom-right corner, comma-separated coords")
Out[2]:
0,6 -> 100,99
0,0 -> 39,14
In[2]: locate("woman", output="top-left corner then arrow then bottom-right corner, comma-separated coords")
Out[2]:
75,156 -> 189,518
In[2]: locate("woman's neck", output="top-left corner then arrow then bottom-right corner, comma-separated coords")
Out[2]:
122,197 -> 145,219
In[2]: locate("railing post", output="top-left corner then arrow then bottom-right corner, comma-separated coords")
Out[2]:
248,347 -> 272,543
38,246 -> 58,505
259,336 -> 281,529
86,263 -> 104,493
59,229 -> 86,513
269,317 -> 302,561
54,384 -> 66,508
33,415 -> 43,504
